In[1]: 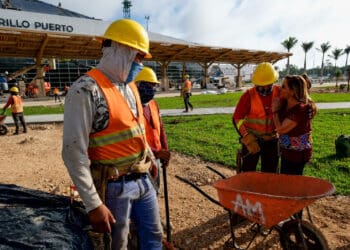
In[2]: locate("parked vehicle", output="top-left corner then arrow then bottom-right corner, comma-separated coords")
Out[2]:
210,76 -> 231,89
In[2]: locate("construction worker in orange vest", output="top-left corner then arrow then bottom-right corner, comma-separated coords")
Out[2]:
62,19 -> 163,249
135,67 -> 171,193
233,62 -> 280,173
181,74 -> 193,112
2,86 -> 27,135
53,87 -> 61,102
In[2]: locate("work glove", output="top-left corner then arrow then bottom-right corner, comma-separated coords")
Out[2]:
241,133 -> 260,154
154,149 -> 171,167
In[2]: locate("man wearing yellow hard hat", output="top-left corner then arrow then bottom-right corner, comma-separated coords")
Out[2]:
62,19 -> 163,249
135,67 -> 171,193
181,74 -> 193,112
232,62 -> 280,173
2,86 -> 27,135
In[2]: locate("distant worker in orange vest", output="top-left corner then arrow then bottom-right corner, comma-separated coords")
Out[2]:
53,87 -> 61,102
2,87 -> 27,135
181,74 -> 193,112
135,67 -> 171,193
33,85 -> 39,97
44,81 -> 51,96
233,62 -> 280,173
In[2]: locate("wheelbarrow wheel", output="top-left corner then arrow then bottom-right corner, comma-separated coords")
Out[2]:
0,124 -> 8,135
279,220 -> 329,250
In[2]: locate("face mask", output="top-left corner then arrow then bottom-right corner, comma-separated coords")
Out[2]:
138,82 -> 156,104
256,85 -> 273,96
125,61 -> 143,84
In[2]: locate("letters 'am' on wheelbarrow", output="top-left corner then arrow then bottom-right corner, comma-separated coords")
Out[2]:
213,172 -> 335,228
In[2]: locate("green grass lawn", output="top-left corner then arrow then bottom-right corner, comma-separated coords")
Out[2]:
12,91 -> 350,116
11,92 -> 350,195
155,91 -> 350,109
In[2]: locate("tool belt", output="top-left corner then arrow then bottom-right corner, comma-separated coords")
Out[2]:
90,154 -> 153,203
107,172 -> 147,183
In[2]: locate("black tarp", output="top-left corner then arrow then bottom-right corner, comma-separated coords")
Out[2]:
0,184 -> 93,250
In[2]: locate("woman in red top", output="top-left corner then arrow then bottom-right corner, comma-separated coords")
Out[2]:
272,75 -> 317,175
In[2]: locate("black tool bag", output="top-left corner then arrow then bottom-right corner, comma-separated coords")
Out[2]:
335,135 -> 350,158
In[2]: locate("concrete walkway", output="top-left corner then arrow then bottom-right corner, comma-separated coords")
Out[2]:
3,102 -> 350,125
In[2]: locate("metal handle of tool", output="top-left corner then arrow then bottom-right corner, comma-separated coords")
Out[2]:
236,148 -> 243,174
162,165 -> 171,243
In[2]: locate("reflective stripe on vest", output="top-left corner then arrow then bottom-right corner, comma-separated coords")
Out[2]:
244,85 -> 279,137
145,100 -> 162,152
87,69 -> 147,169
11,95 -> 23,113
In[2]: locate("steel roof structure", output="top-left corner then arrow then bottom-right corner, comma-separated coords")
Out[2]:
0,1 -> 291,92
0,27 -> 291,65
0,1 -> 291,64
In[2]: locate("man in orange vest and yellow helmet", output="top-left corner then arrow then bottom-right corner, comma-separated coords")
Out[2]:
2,86 -> 27,135
62,19 -> 163,249
135,67 -> 171,193
233,62 -> 280,173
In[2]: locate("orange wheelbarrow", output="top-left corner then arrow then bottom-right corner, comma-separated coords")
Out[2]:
0,115 -> 9,136
176,169 -> 335,249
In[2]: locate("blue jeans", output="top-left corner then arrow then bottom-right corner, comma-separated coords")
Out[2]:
106,175 -> 163,250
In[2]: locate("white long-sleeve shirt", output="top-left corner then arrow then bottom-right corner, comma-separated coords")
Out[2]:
62,74 -> 138,212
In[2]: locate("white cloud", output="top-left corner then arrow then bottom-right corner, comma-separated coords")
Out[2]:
42,0 -> 350,70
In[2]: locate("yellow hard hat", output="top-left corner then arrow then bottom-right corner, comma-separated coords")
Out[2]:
102,19 -> 151,59
251,62 -> 279,86
135,67 -> 160,84
10,86 -> 19,93
184,74 -> 190,79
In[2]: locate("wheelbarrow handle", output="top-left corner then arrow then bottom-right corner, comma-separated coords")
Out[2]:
175,175 -> 222,207
206,165 -> 226,179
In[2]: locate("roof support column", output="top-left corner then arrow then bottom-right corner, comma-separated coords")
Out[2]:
159,61 -> 170,91
34,34 -> 49,97
199,62 -> 212,89
232,63 -> 245,88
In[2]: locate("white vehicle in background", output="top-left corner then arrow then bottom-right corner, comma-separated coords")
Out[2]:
208,76 -> 231,89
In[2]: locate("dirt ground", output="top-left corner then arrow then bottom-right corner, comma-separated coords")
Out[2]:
0,124 -> 349,250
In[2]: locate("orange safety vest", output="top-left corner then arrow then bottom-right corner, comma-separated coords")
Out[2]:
86,69 -> 147,169
53,87 -> 59,95
244,85 -> 280,137
183,79 -> 192,92
11,95 -> 23,113
145,100 -> 162,152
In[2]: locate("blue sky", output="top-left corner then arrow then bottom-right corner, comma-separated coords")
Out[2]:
42,0 -> 350,71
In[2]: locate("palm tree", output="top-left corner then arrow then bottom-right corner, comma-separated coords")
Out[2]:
345,45 -> 350,92
317,42 -> 331,79
329,48 -> 343,87
281,37 -> 298,74
301,41 -> 314,73
344,45 -> 350,70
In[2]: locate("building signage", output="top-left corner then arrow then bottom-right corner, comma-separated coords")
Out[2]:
0,8 -> 109,36
0,18 -> 74,32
